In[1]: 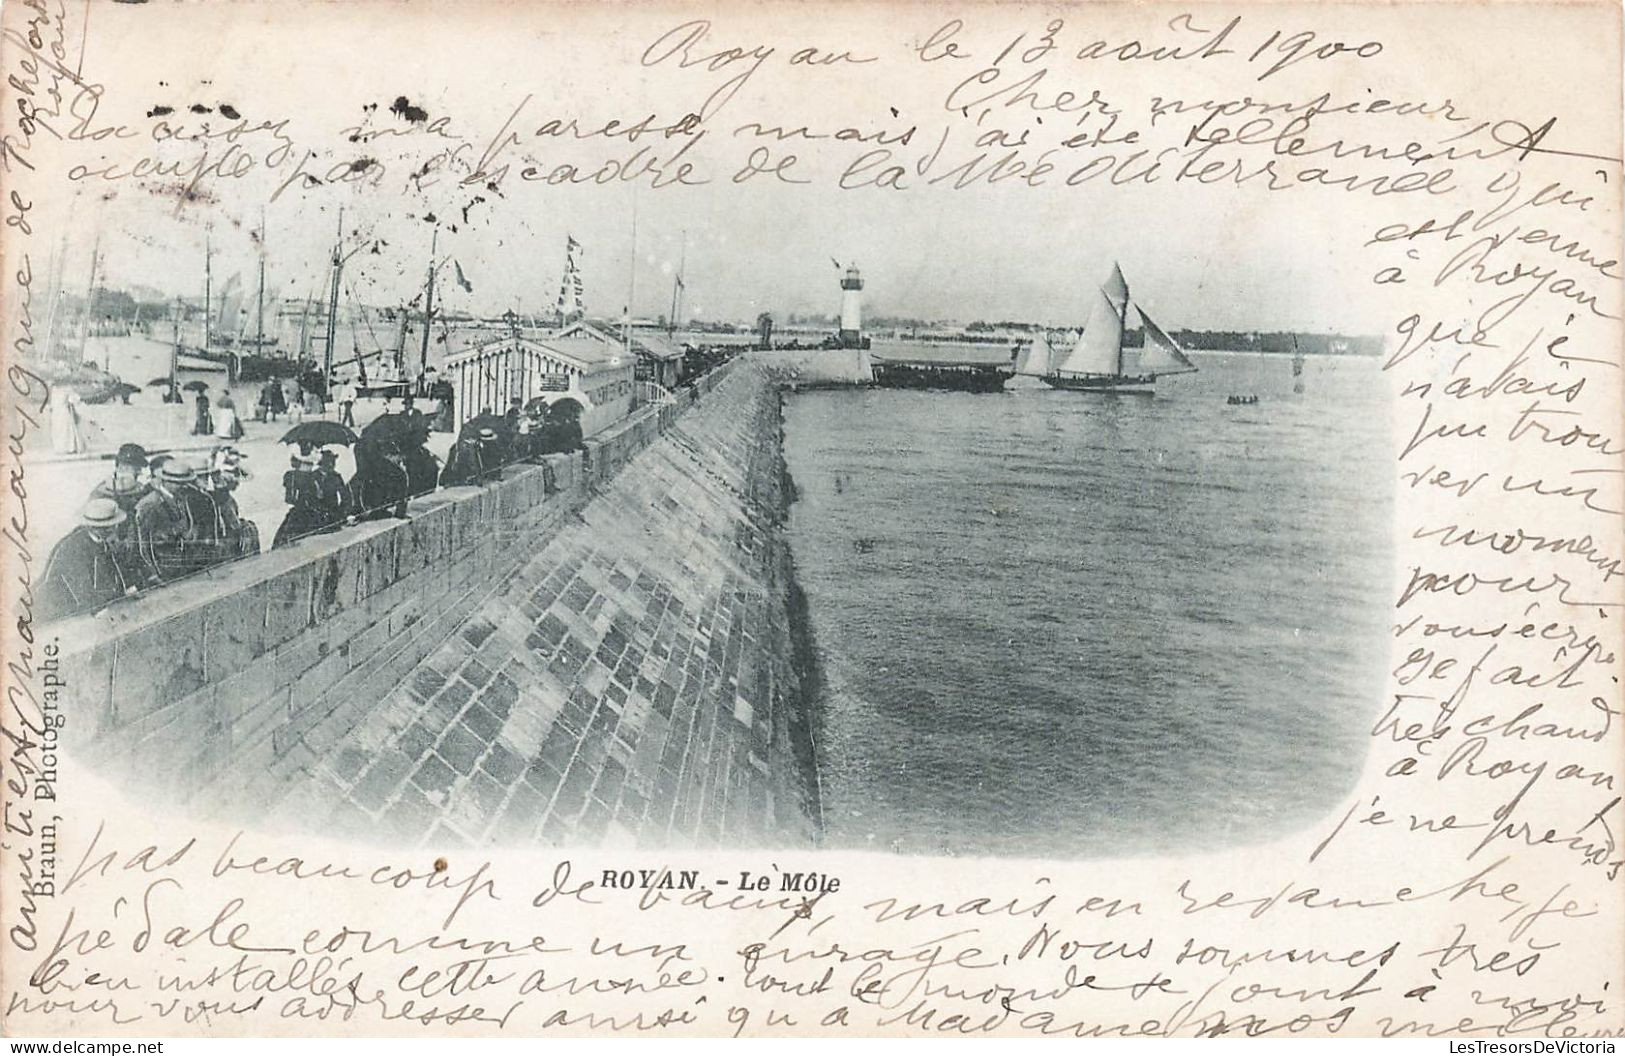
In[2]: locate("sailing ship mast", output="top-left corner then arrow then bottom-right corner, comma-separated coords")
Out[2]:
668,229 -> 686,335
168,297 -> 182,403
1055,286 -> 1127,377
203,228 -> 213,351
1045,263 -> 1197,391
395,310 -> 410,377
349,283 -> 368,387
418,227 -> 437,377
322,209 -> 343,379
43,225 -> 70,362
297,277 -> 317,366
76,230 -> 101,368
254,209 -> 267,352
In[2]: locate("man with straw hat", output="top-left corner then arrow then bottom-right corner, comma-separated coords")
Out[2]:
37,499 -> 151,621
195,453 -> 259,563
439,426 -> 501,487
175,454 -> 229,574
133,458 -> 202,583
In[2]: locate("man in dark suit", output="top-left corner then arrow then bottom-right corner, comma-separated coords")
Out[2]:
39,499 -> 152,621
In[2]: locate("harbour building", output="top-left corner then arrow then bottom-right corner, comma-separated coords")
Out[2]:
444,319 -> 635,437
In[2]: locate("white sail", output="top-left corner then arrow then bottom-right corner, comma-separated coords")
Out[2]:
1102,263 -> 1129,317
1058,288 -> 1124,376
1137,309 -> 1198,375
1014,331 -> 1053,376
217,273 -> 244,334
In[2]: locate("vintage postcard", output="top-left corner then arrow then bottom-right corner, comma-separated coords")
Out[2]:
0,0 -> 1620,1040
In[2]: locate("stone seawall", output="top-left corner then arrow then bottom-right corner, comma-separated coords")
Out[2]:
59,360 -> 823,848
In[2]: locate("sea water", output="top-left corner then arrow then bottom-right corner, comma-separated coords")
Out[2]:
781,350 -> 1394,859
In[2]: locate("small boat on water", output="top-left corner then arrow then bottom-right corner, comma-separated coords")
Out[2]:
1022,264 -> 1199,395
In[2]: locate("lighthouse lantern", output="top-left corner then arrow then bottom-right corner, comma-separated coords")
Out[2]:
838,265 -> 864,348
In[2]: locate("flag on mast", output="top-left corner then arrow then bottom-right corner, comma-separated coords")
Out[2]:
556,235 -> 584,320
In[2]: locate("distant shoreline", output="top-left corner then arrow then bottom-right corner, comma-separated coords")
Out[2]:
868,338 -> 1379,357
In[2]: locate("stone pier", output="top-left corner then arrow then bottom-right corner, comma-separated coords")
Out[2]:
59,359 -> 822,849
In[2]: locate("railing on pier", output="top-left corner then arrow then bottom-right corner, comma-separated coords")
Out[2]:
635,379 -> 677,407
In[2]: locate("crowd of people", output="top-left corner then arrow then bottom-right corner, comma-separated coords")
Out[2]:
273,395 -> 440,546
438,398 -> 585,487
38,393 -> 588,622
272,395 -> 586,545
253,375 -> 325,423
38,442 -> 259,622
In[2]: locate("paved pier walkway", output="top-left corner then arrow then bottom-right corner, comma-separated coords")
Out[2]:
258,362 -> 822,849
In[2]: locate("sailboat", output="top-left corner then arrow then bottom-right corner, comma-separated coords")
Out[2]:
219,216 -> 294,383
1010,330 -> 1055,383
1041,265 -> 1198,394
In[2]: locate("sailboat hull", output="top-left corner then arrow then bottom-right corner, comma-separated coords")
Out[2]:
1041,372 -> 1158,395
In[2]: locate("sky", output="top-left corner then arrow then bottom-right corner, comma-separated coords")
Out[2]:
31,1 -> 1622,335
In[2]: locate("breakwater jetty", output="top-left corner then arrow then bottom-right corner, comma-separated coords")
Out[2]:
59,359 -> 823,849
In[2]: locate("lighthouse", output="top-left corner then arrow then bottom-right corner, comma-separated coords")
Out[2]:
838,265 -> 864,348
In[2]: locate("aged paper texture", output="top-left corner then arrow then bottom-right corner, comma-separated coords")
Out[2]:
0,0 -> 1621,1039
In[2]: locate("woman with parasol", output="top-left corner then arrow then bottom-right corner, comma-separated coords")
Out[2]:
351,429 -> 411,521
274,422 -> 358,546
273,452 -> 325,548
373,409 -> 440,497
538,398 -> 585,456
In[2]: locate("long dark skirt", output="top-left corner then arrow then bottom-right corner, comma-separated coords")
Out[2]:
273,507 -> 328,548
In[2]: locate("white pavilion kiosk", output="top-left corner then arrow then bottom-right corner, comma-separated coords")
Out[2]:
443,317 -> 635,437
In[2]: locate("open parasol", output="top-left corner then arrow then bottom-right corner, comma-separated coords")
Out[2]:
546,398 -> 583,421
458,413 -> 506,440
280,421 -> 359,447
361,413 -> 412,446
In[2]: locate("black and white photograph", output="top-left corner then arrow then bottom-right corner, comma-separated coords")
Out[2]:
2,0 -> 1619,1040
30,138 -> 1392,860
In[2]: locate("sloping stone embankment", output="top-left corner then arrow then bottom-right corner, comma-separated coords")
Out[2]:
60,360 -> 823,849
